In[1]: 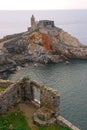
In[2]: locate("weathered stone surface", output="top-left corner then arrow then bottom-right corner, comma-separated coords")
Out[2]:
4,37 -> 28,54
0,16 -> 87,79
0,78 -> 80,130
0,49 -> 16,79
58,30 -> 81,47
33,111 -> 56,126
0,84 -> 18,113
0,79 -> 12,88
40,85 -> 60,116
36,107 -> 54,120
57,116 -> 80,130
0,78 -> 60,116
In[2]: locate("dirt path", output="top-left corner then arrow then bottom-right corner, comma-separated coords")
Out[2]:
19,103 -> 38,130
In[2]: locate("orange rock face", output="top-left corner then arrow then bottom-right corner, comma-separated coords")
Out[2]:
41,32 -> 52,53
27,32 -> 52,53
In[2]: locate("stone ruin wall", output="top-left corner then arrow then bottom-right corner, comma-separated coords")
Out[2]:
0,82 -> 20,114
0,78 -> 80,130
40,85 -> 60,116
19,79 -> 60,116
0,79 -> 60,115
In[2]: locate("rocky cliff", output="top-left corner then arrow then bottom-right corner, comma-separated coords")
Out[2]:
0,23 -> 87,79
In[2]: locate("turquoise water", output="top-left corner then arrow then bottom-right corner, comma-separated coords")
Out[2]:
9,60 -> 87,130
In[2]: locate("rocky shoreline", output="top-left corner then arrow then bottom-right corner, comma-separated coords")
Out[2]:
0,16 -> 87,79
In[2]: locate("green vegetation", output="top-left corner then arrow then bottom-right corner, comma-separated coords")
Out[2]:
0,112 -> 31,130
0,86 -> 6,92
0,111 -> 71,130
38,125 -> 71,130
22,76 -> 29,82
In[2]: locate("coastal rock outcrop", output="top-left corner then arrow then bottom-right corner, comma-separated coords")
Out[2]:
0,48 -> 16,79
0,15 -> 87,78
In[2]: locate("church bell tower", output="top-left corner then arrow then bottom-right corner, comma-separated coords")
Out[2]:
31,15 -> 36,29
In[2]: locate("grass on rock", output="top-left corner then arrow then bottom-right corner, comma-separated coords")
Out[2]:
0,106 -> 70,130
38,125 -> 71,130
0,111 -> 31,130
0,108 -> 71,130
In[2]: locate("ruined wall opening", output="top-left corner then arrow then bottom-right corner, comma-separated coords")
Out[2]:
33,87 -> 40,104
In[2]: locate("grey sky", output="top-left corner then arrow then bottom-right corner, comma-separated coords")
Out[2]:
0,10 -> 87,40
0,10 -> 68,38
0,0 -> 87,10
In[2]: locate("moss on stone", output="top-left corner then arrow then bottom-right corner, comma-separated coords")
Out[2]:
0,86 -> 6,92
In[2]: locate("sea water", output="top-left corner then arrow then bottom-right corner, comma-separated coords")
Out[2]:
1,10 -> 87,130
9,60 -> 87,130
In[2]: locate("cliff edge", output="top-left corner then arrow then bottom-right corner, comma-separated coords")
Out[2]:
0,15 -> 87,79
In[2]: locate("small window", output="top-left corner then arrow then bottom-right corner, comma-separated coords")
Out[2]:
33,87 -> 40,104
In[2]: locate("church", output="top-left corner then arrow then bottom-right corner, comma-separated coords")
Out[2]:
28,15 -> 55,31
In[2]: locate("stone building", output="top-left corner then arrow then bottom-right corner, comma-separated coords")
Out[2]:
28,15 -> 55,31
31,15 -> 36,30
37,20 -> 54,28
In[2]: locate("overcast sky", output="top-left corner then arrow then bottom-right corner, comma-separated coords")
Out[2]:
0,0 -> 87,10
0,0 -> 87,39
